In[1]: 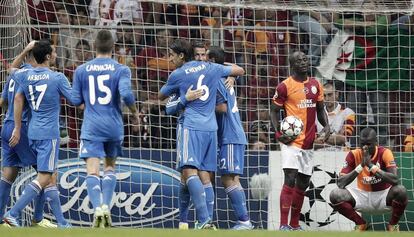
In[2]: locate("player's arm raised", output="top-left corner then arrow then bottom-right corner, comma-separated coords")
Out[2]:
337,152 -> 359,189
224,62 -> 245,77
9,41 -> 36,73
158,71 -> 180,101
367,148 -> 399,186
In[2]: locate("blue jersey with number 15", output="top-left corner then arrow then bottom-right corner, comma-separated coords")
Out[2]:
72,58 -> 135,142
160,61 -> 232,132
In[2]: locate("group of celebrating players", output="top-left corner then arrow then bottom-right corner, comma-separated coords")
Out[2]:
0,29 -> 409,231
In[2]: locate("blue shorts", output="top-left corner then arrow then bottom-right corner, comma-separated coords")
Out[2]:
178,128 -> 217,172
79,140 -> 123,159
1,121 -> 36,167
30,139 -> 59,173
218,144 -> 245,175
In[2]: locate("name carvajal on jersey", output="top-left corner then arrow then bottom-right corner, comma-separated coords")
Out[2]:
297,99 -> 316,109
86,64 -> 115,71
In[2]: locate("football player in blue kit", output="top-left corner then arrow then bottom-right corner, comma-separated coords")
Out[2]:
71,29 -> 139,228
158,39 -> 244,229
206,46 -> 252,230
0,42 -> 57,228
4,39 -> 73,227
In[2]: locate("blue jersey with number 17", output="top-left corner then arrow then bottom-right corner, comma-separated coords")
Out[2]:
72,58 -> 135,141
14,67 -> 73,140
160,61 -> 232,131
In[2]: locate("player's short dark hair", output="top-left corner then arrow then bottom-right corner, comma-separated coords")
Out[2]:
207,46 -> 225,65
95,29 -> 114,54
170,38 -> 193,62
192,40 -> 205,49
32,39 -> 53,64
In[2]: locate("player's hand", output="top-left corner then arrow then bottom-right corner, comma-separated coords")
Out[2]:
185,85 -> 203,101
320,125 -> 331,142
130,111 -> 141,132
314,136 -> 325,144
361,145 -> 371,167
9,127 -> 21,147
276,131 -> 296,145
24,41 -> 37,52
225,76 -> 236,89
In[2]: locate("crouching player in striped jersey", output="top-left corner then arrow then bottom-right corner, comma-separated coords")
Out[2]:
4,39 -> 73,227
71,30 -> 139,228
330,128 -> 408,232
206,46 -> 253,230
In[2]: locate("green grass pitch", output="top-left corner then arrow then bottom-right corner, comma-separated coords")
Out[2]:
0,228 -> 412,237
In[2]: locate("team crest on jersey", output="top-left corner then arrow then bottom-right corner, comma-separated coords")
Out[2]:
303,87 -> 309,94
311,86 -> 317,94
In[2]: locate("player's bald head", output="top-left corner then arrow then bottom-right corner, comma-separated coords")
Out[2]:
360,127 -> 377,145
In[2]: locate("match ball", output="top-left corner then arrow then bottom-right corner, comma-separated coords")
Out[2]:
280,116 -> 304,137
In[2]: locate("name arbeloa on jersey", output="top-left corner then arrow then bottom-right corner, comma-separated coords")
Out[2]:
86,64 -> 115,72
28,73 -> 49,81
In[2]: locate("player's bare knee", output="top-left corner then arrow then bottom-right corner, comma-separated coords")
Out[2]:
390,185 -> 408,200
104,157 -> 116,169
329,188 -> 342,204
36,172 -> 53,188
182,167 -> 198,181
198,171 -> 212,185
1,167 -> 18,183
221,174 -> 237,188
47,172 -> 58,186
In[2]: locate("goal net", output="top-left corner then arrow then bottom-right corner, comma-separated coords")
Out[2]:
0,0 -> 413,230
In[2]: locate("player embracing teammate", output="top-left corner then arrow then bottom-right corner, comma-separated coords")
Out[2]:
1,30 -> 139,228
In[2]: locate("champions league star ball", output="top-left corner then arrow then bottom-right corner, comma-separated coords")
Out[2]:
280,116 -> 304,137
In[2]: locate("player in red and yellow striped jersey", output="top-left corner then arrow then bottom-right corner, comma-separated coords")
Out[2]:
270,51 -> 330,230
403,125 -> 414,152
330,128 -> 408,232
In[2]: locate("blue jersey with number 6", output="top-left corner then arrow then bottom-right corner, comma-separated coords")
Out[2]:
160,61 -> 231,131
14,67 -> 73,140
72,58 -> 135,141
